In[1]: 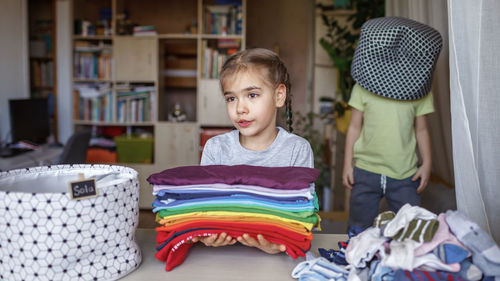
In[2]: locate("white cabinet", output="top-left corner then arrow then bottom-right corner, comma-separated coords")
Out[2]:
155,122 -> 199,167
197,79 -> 232,126
114,37 -> 158,81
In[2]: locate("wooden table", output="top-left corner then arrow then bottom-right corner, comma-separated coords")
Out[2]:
121,229 -> 347,280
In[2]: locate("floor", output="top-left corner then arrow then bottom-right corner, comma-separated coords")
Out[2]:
140,181 -> 457,234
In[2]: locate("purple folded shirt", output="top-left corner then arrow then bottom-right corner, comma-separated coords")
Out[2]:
147,165 -> 319,189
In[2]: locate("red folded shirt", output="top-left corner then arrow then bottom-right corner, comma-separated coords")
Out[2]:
156,221 -> 312,249
155,229 -> 311,271
155,224 -> 313,271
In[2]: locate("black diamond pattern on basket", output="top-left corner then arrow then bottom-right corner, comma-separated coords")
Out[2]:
351,17 -> 443,100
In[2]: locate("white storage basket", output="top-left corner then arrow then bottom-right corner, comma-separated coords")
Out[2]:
0,164 -> 142,281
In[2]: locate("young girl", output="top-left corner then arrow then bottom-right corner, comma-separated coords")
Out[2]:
192,48 -> 314,254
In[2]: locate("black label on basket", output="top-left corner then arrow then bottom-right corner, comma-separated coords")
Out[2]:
69,178 -> 97,200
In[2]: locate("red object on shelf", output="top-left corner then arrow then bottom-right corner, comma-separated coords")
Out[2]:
102,126 -> 126,138
86,148 -> 117,163
199,127 -> 233,159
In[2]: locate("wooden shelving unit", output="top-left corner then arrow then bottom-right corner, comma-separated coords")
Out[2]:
71,0 -> 246,208
28,0 -> 58,140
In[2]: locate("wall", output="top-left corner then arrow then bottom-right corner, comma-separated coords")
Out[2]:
246,0 -> 315,115
56,0 -> 73,144
0,0 -> 29,144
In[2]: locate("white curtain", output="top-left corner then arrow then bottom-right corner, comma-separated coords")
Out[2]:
447,0 -> 500,243
386,0 -> 454,187
387,0 -> 500,243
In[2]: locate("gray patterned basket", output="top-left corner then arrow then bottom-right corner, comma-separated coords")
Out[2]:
0,164 -> 142,281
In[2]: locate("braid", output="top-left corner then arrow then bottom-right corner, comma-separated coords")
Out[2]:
286,95 -> 293,132
284,71 -> 293,132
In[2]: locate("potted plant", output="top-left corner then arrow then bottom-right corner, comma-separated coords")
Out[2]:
292,111 -> 332,210
318,0 -> 384,133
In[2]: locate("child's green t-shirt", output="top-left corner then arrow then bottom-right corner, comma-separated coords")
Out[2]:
348,84 -> 434,180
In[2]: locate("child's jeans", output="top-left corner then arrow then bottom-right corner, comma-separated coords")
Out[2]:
348,166 -> 421,231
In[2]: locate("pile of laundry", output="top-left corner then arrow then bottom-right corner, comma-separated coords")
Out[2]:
148,165 -> 322,271
292,204 -> 500,281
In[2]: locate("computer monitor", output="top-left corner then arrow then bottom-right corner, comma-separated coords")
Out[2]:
9,98 -> 50,145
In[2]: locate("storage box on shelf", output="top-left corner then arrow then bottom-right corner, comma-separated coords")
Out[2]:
115,135 -> 154,164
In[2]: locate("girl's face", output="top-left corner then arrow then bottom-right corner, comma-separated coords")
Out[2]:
222,68 -> 286,148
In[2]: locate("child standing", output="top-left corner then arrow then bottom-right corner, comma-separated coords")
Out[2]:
342,17 -> 443,230
193,48 -> 314,253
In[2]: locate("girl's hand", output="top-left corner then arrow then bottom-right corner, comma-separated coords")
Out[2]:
191,233 -> 236,247
237,233 -> 286,254
412,164 -> 431,193
342,164 -> 354,190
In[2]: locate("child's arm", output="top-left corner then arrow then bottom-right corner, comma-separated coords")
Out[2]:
412,115 -> 432,193
343,108 -> 363,189
237,234 -> 286,254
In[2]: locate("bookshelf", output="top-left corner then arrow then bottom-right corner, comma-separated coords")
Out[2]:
28,0 -> 58,140
73,40 -> 113,80
71,0 -> 245,208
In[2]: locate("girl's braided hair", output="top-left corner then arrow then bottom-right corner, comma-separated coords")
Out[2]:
219,48 -> 293,132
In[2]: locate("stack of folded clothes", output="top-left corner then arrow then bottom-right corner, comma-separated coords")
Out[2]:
147,165 -> 321,271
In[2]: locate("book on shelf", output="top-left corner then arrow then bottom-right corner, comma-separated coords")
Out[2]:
30,40 -> 48,57
133,25 -> 157,36
73,41 -> 112,80
74,20 -> 96,36
235,4 -> 243,35
74,10 -> 112,37
116,86 -> 156,123
74,83 -> 113,122
30,60 -> 54,88
204,3 -> 243,35
163,69 -> 197,78
201,39 -> 241,79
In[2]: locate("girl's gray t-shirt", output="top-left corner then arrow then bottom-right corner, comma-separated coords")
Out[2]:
200,127 -> 314,168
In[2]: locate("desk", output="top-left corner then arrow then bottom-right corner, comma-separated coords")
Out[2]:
0,145 -> 63,171
122,229 -> 346,281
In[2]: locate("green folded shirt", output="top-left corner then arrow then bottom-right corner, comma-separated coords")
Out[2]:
157,205 -> 318,225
